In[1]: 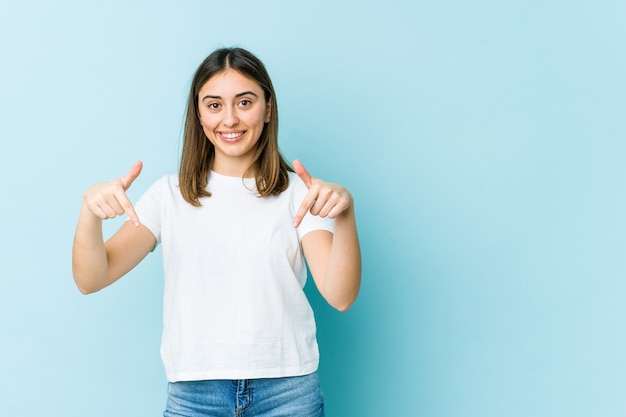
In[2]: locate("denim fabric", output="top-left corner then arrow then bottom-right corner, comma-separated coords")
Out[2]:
163,372 -> 324,417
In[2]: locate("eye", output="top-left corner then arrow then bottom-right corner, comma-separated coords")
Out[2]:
207,102 -> 220,110
239,99 -> 252,107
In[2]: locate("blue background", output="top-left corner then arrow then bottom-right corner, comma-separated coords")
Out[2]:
1,1 -> 625,416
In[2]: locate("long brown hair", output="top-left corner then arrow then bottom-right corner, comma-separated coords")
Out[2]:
179,47 -> 291,206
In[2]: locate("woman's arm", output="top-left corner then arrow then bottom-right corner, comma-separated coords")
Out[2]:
293,160 -> 362,312
72,162 -> 156,294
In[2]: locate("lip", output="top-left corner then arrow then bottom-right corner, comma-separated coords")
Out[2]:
218,130 -> 246,143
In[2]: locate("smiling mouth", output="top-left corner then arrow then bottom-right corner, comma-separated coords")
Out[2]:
219,131 -> 245,142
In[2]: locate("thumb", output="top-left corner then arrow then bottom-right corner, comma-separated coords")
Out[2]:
120,161 -> 143,190
293,159 -> 313,188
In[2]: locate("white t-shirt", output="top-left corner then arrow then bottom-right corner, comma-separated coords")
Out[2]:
134,171 -> 334,382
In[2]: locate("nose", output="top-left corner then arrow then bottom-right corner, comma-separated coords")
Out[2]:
223,105 -> 239,127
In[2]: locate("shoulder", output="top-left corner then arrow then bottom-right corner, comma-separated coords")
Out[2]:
136,173 -> 178,201
281,171 -> 308,202
286,171 -> 306,193
163,174 -> 179,186
147,174 -> 179,190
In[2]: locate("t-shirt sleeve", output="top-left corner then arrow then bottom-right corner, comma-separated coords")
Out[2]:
132,175 -> 169,245
297,213 -> 335,240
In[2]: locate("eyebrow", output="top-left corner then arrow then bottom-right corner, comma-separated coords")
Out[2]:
201,91 -> 259,102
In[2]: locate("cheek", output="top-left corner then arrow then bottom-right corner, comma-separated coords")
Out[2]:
198,112 -> 218,131
198,119 -> 217,143
246,110 -> 268,128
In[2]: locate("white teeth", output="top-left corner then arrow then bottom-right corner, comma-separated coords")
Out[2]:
222,132 -> 242,139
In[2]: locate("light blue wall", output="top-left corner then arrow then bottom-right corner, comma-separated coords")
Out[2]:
1,1 -> 625,416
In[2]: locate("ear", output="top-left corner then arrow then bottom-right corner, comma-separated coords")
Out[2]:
265,100 -> 272,123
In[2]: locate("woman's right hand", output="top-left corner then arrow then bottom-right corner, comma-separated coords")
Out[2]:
83,161 -> 143,227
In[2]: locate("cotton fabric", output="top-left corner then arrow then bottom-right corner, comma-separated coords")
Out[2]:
134,171 -> 334,382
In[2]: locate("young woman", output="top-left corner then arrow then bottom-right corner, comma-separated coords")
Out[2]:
72,47 -> 361,417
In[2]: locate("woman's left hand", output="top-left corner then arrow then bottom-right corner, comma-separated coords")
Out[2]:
292,160 -> 353,228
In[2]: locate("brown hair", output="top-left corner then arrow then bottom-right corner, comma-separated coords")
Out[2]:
179,47 -> 291,206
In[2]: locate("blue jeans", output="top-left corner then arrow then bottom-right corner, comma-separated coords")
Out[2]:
163,372 -> 325,417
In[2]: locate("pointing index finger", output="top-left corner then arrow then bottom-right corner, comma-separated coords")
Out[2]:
116,188 -> 141,227
293,193 -> 314,228
118,161 -> 143,226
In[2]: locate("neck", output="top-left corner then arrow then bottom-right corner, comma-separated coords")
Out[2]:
211,158 -> 255,178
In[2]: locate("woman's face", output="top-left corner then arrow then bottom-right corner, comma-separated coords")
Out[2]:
197,69 -> 271,176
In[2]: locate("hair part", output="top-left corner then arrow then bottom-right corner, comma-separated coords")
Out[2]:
179,47 -> 292,206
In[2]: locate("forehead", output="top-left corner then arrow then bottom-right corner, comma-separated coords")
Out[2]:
198,69 -> 264,96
